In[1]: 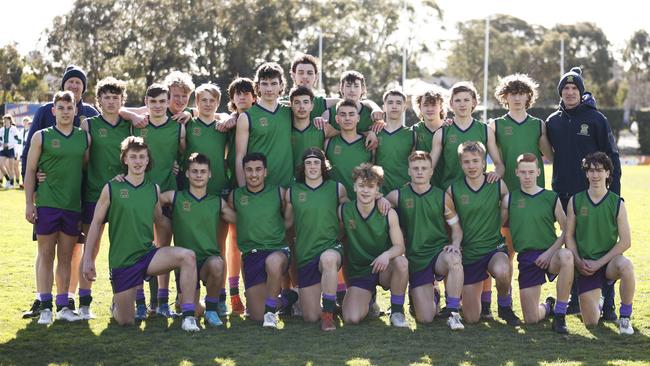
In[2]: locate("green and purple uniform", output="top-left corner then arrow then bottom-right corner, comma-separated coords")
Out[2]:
376,126 -> 415,194
341,202 -> 390,279
172,189 -> 222,262
183,117 -> 229,195
328,103 -> 374,132
413,121 -> 444,188
440,120 -> 488,190
291,120 -> 325,170
493,114 -> 545,190
326,134 -> 372,200
573,191 -> 622,260
244,103 -> 293,187
508,189 -> 558,252
233,185 -> 287,255
132,119 -> 181,191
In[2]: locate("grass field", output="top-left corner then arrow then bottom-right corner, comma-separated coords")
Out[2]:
1,166 -> 649,366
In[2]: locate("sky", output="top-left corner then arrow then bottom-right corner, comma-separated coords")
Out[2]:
1,0 -> 648,55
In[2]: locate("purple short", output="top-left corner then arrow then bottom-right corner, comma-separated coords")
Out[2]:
109,248 -> 158,294
35,207 -> 81,236
0,148 -> 15,158
517,250 -> 557,289
577,266 -> 616,295
463,247 -> 508,285
82,201 -> 108,225
409,252 -> 446,289
348,273 -> 380,291
242,249 -> 290,290
298,250 -> 342,288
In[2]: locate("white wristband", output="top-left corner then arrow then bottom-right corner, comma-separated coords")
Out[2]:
446,215 -> 459,225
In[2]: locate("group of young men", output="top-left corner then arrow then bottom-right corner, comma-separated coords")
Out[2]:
20,55 -> 635,335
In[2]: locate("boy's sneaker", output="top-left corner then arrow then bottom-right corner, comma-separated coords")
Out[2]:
182,316 -> 200,332
156,303 -> 173,318
552,314 -> 568,335
230,295 -> 245,315
22,299 -> 41,319
67,298 -> 76,311
57,307 -> 81,322
321,312 -> 336,331
263,312 -> 279,328
37,309 -> 53,325
566,300 -> 580,315
204,311 -> 223,327
602,307 -> 618,322
217,301 -> 228,317
437,307 -> 453,319
78,306 -> 95,320
481,302 -> 493,320
619,317 -> 634,335
498,306 -> 521,326
389,312 -> 409,328
447,312 -> 465,330
135,304 -> 148,321
368,301 -> 382,319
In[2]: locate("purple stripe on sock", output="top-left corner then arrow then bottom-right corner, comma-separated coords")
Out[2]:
205,296 -> 219,304
55,294 -> 69,307
620,303 -> 632,317
157,289 -> 169,298
390,294 -> 405,305
181,303 -> 195,313
447,297 -> 461,309
136,289 -> 145,300
265,297 -> 277,309
40,293 -> 52,302
220,288 -> 227,296
79,288 -> 91,297
323,293 -> 336,301
228,276 -> 239,288
555,301 -> 568,315
481,291 -> 492,303
337,283 -> 347,292
497,295 -> 512,307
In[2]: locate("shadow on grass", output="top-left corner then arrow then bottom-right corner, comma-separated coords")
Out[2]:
1,314 -> 650,365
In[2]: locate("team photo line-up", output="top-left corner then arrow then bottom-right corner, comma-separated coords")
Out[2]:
12,52 -> 633,334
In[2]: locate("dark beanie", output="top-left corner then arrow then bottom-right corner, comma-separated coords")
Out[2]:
61,65 -> 87,93
557,66 -> 585,97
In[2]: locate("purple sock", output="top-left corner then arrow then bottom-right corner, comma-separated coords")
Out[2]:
220,288 -> 227,296
205,296 -> 219,304
447,297 -> 461,310
323,293 -> 337,301
136,289 -> 145,301
390,294 -> 405,305
157,289 -> 169,299
40,293 -> 52,302
620,303 -> 632,318
181,303 -> 195,316
79,288 -> 91,297
481,291 -> 492,303
55,293 -> 69,307
228,276 -> 239,289
555,301 -> 568,315
497,294 -> 512,307
265,297 -> 277,309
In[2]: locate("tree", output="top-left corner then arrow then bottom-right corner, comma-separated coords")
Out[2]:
622,30 -> 650,110
0,44 -> 24,105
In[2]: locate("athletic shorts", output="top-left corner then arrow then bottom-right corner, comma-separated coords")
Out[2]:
109,248 -> 158,294
0,148 -> 15,158
82,201 -> 108,225
242,248 -> 290,290
577,266 -> 616,295
517,250 -> 557,290
409,251 -> 446,289
35,207 -> 81,236
348,273 -> 380,291
463,247 -> 508,285
297,249 -> 342,289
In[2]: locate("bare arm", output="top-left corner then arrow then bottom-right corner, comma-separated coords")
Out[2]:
385,190 -> 399,208
235,113 -> 250,187
594,201 -> 631,269
24,132 -> 42,224
444,192 -> 463,250
539,122 -> 554,162
486,127 -> 505,181
500,193 -> 510,227
338,183 -> 349,204
82,184 -> 111,282
430,129 -> 443,174
159,191 -> 175,207
153,185 -> 172,234
284,188 -> 294,229
384,209 -> 406,258
220,198 -> 237,224
178,123 -> 186,154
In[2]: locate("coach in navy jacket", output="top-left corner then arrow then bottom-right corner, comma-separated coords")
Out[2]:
21,65 -> 99,178
546,67 -> 621,200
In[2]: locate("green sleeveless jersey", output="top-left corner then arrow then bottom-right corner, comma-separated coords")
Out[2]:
226,127 -> 237,189
440,120 -> 487,190
245,103 -> 293,187
341,202 -> 391,279
311,96 -> 328,121
508,189 -> 558,253
326,135 -> 372,200
172,190 -> 222,262
328,103 -> 373,132
36,126 -> 87,212
398,184 -> 448,272
451,177 -> 504,264
573,191 -> 622,260
132,119 -> 180,191
376,126 -> 415,194
291,121 -> 325,170
493,114 -> 545,190
107,180 -> 157,269
85,116 -> 131,203
413,121 -> 444,188
291,180 -> 342,267
233,185 -> 287,254
184,118 -> 229,195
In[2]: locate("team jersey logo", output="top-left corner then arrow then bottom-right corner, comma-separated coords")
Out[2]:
120,189 -> 129,199
405,198 -> 414,209
298,192 -> 307,202
240,196 -> 249,206
504,126 -> 513,136
517,198 -> 526,208
333,145 -> 342,155
51,139 -> 61,149
182,200 -> 191,211
259,118 -> 268,127
579,206 -> 589,216
192,127 -> 201,136
578,124 -> 590,136
460,194 -> 469,205
348,219 -> 357,230
98,128 -> 108,137
448,135 -> 457,144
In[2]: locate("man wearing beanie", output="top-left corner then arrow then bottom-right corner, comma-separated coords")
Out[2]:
20,65 -> 99,319
546,66 -> 621,321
